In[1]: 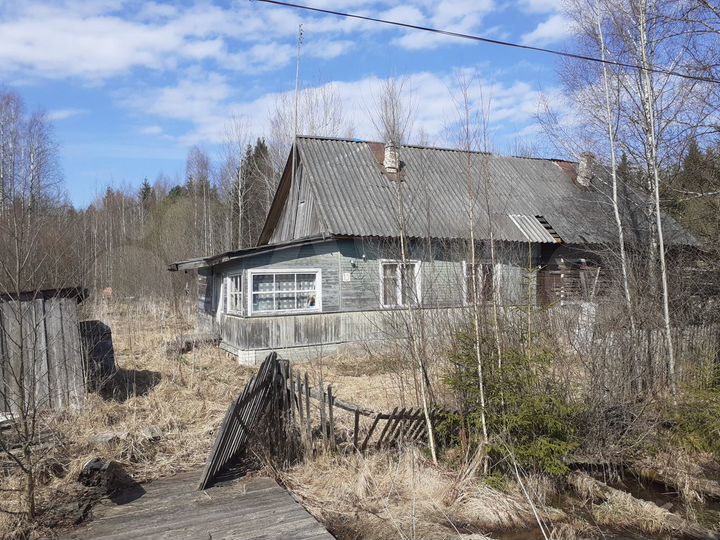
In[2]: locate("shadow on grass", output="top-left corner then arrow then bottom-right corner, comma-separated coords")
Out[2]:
98,368 -> 162,403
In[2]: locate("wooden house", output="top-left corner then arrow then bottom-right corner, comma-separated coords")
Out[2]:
169,137 -> 696,364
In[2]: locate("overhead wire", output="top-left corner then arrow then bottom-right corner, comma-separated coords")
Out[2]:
254,0 -> 720,85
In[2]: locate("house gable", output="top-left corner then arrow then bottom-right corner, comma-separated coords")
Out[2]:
258,151 -> 326,245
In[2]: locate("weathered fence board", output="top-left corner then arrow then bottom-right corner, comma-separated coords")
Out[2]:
0,289 -> 87,413
198,352 -> 282,490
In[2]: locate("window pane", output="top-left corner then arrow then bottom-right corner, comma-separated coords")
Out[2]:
276,292 -> 296,310
296,273 -> 315,291
297,293 -> 316,308
382,263 -> 398,306
253,274 -> 274,292
252,292 -> 274,311
275,274 -> 295,291
226,275 -> 242,313
400,264 -> 417,305
249,271 -> 319,313
229,293 -> 240,312
480,264 -> 493,299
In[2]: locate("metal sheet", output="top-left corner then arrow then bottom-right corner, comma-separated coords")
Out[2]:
508,214 -> 559,243
290,136 -> 696,247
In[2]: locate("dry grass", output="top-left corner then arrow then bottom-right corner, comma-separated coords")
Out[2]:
279,447 -> 565,540
1,300 -> 253,538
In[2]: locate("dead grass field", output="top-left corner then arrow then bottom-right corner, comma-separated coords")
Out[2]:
1,301 -> 253,538
2,302 -> 718,540
279,448 -> 560,540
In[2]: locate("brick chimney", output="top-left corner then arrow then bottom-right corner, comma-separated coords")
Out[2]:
577,152 -> 595,187
384,142 -> 399,174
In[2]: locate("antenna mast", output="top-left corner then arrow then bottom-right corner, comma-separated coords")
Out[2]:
291,24 -> 303,190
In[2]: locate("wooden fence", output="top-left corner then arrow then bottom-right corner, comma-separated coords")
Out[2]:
0,289 -> 87,413
199,352 -> 451,490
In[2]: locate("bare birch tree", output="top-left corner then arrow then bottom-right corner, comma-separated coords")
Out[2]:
268,83 -> 348,175
0,91 -> 72,521
370,77 -> 439,465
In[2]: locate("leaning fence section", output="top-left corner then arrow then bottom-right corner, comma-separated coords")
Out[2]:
197,352 -> 281,490
199,352 -> 453,489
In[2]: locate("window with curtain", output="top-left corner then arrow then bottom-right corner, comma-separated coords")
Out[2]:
249,270 -> 321,314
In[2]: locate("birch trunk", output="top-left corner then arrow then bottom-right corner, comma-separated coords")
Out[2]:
596,5 -> 639,386
636,0 -> 676,396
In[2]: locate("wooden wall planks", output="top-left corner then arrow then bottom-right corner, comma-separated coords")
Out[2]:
0,294 -> 86,413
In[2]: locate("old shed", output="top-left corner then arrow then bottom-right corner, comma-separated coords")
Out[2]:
0,288 -> 87,413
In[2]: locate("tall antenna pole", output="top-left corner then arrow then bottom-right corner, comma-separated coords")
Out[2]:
291,24 -> 303,190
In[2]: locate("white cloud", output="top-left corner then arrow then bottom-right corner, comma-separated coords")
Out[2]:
47,108 -> 85,121
518,0 -> 565,14
0,0 -> 507,83
0,1 -> 354,81
521,14 -> 574,46
305,39 -> 355,60
392,0 -> 495,50
122,68 -> 561,153
140,125 -> 163,135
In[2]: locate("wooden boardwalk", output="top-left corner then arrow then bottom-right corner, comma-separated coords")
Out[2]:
72,470 -> 334,540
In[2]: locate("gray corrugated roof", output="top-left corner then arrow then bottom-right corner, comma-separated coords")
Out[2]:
295,136 -> 696,246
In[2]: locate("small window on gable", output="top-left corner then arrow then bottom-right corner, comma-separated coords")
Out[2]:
226,273 -> 243,315
464,262 -> 493,304
380,261 -> 420,307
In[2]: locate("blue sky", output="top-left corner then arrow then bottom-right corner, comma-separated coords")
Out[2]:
0,0 -> 574,208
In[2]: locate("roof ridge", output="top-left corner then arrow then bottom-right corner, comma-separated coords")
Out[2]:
295,135 -> 575,164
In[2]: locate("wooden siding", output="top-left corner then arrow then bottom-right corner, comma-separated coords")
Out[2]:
215,241 -> 342,317
207,238 -> 537,354
270,164 -> 325,244
0,296 -> 84,413
219,307 -> 470,354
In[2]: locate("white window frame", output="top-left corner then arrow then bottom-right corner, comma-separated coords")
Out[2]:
379,259 -> 422,308
225,272 -> 243,315
247,268 -> 322,316
462,260 -> 494,305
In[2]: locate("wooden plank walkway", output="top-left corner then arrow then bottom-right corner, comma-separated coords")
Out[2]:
71,470 -> 334,540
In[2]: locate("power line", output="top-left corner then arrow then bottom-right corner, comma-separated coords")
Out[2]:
254,0 -> 720,85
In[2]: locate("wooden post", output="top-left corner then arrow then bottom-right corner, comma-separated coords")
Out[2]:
304,373 -> 311,453
297,372 -> 304,424
319,375 -> 327,445
353,409 -> 360,451
288,364 -> 294,423
327,385 -> 335,450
